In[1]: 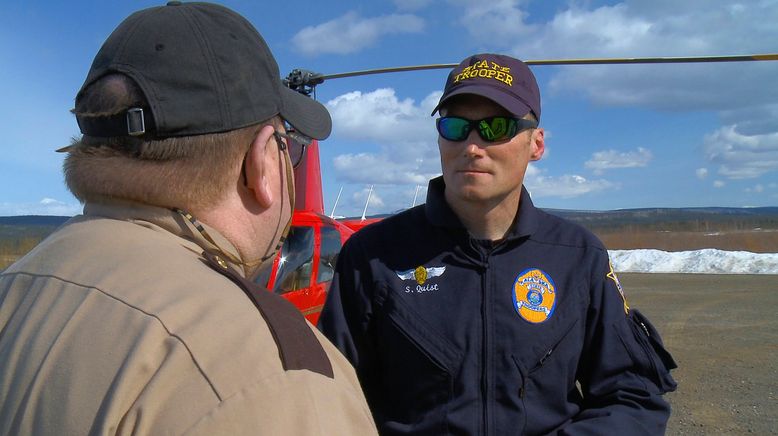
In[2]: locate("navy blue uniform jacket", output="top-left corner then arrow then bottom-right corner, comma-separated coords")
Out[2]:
319,177 -> 677,435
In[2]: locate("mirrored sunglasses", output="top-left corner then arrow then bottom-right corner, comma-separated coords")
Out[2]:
436,116 -> 537,143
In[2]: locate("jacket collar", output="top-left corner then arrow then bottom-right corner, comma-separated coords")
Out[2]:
424,176 -> 539,241
83,200 -> 246,274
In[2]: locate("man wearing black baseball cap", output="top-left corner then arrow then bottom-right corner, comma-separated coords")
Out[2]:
0,2 -> 376,434
320,53 -> 676,434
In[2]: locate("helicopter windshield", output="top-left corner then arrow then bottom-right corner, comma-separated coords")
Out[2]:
318,226 -> 342,284
273,226 -> 314,294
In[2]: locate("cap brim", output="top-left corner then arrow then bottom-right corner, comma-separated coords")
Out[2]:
279,85 -> 332,140
431,85 -> 532,119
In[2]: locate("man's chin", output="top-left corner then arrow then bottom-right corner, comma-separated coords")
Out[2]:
450,186 -> 492,203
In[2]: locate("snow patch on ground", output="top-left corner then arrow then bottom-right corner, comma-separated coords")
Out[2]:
609,249 -> 778,274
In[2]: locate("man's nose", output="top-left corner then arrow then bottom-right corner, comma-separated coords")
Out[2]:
463,131 -> 487,156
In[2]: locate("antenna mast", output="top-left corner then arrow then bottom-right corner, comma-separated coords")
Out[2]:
330,186 -> 343,218
361,185 -> 374,221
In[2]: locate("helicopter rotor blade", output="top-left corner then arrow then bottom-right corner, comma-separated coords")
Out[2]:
320,53 -> 778,81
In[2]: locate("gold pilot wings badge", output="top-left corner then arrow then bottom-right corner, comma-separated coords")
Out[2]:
396,266 -> 446,285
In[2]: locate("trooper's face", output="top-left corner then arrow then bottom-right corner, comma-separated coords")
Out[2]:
438,94 -> 543,208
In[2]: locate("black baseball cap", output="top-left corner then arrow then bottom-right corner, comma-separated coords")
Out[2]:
431,53 -> 541,121
75,1 -> 331,140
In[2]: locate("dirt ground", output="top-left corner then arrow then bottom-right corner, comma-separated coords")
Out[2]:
621,273 -> 778,435
596,229 -> 778,253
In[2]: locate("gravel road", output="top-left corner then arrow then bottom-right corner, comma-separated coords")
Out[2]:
621,273 -> 777,435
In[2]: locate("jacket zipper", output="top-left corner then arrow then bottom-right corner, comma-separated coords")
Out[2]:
480,252 -> 491,436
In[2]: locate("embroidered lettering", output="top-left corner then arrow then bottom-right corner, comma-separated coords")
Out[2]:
404,283 -> 440,293
452,60 -> 514,86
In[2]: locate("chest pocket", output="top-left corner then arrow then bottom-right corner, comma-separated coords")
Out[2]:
373,282 -> 461,429
510,317 -> 582,435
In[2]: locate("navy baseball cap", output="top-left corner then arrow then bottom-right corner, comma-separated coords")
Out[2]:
431,53 -> 541,121
76,1 -> 331,140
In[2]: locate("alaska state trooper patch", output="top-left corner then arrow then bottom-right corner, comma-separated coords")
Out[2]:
512,268 -> 557,323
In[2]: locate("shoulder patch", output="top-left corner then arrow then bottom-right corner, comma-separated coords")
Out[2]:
607,261 -> 630,314
512,268 -> 556,323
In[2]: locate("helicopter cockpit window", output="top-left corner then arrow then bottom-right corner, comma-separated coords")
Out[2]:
273,226 -> 314,294
318,226 -> 342,284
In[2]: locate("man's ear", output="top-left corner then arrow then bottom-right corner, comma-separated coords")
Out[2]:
529,128 -> 545,161
244,124 -> 277,208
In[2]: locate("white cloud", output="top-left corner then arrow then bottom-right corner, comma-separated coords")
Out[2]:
525,165 -> 616,198
713,180 -> 725,188
584,147 -> 653,175
326,88 -> 438,143
696,168 -> 708,179
703,125 -> 778,179
333,153 -> 434,185
292,12 -> 424,56
540,4 -> 654,55
745,184 -> 765,194
0,198 -> 81,216
326,88 -> 442,187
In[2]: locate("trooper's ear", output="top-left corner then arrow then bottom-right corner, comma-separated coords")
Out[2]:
529,127 -> 545,161
244,124 -> 277,208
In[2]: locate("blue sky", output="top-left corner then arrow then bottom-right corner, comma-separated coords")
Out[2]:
2,0 -> 778,217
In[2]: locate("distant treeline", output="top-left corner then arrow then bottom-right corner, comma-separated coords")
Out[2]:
546,207 -> 778,252
0,216 -> 70,270
549,207 -> 778,233
0,215 -> 70,227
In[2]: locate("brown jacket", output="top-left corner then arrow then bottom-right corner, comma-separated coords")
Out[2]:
0,201 -> 376,435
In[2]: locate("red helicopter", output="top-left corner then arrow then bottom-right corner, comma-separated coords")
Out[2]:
258,53 -> 778,324
254,137 -> 373,324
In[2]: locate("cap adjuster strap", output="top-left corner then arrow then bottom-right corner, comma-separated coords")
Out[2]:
76,106 -> 154,137
126,107 -> 146,136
